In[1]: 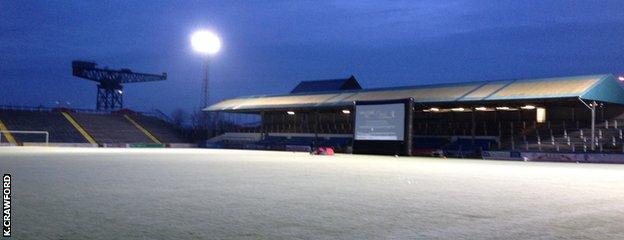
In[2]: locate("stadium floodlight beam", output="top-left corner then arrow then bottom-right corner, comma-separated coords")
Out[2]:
191,30 -> 222,109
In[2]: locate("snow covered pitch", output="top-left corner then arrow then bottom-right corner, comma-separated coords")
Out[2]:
1,147 -> 624,239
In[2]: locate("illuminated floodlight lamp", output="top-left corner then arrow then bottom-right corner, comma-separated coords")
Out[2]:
451,107 -> 465,112
536,107 -> 546,123
191,30 -> 222,55
496,106 -> 510,110
475,107 -> 488,111
342,109 -> 351,114
521,105 -> 536,110
619,76 -> 624,81
286,111 -> 295,115
430,107 -> 440,112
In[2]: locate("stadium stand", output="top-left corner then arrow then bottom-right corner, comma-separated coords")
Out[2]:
0,109 -> 87,143
208,132 -> 353,152
130,114 -> 187,143
205,74 -> 624,157
443,138 -> 497,158
0,106 -> 189,146
412,136 -> 449,155
71,113 -> 156,144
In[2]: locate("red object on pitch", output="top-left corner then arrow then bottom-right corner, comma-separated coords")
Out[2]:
317,147 -> 335,155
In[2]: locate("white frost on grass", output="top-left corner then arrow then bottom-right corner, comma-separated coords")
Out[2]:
1,147 -> 624,239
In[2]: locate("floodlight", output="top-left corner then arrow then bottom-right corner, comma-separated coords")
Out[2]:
475,107 -> 488,111
451,108 -> 465,112
619,76 -> 624,81
430,108 -> 440,112
521,105 -> 536,110
342,109 -> 351,114
191,30 -> 222,109
496,107 -> 510,110
191,30 -> 222,55
536,107 -> 546,123
287,111 -> 295,115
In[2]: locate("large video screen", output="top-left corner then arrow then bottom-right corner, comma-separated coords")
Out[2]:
354,103 -> 405,141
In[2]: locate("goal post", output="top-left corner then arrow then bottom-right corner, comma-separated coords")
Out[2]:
0,130 -> 49,145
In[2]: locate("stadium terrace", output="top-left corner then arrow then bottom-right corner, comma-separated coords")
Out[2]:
205,74 -> 624,159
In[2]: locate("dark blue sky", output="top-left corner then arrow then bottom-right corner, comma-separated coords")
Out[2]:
2,1 -> 624,115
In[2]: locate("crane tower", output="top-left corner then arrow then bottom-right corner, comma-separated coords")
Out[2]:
72,61 -> 167,110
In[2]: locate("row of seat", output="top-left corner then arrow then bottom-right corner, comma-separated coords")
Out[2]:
0,110 -> 86,143
211,133 -> 353,152
240,120 -> 603,137
507,128 -> 624,153
128,114 -> 186,143
413,120 -> 601,137
71,113 -> 153,144
256,136 -> 352,152
412,136 -> 496,157
0,109 -> 187,144
259,123 -> 353,134
257,112 -> 352,134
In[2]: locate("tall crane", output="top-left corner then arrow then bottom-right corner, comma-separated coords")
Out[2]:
72,61 -> 167,110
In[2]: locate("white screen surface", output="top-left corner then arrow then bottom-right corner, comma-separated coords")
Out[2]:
354,103 -> 405,141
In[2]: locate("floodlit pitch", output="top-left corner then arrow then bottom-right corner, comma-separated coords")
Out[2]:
1,147 -> 624,239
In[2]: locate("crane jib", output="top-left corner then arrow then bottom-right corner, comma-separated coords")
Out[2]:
71,60 -> 167,110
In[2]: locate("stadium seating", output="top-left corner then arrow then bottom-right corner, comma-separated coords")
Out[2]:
214,108 -> 624,155
261,111 -> 352,134
411,118 -> 624,155
413,137 -> 448,149
210,132 -> 353,152
410,136 -> 448,156
0,109 -> 87,143
443,138 -> 496,157
130,114 -> 186,143
72,113 -> 155,144
488,119 -> 624,153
